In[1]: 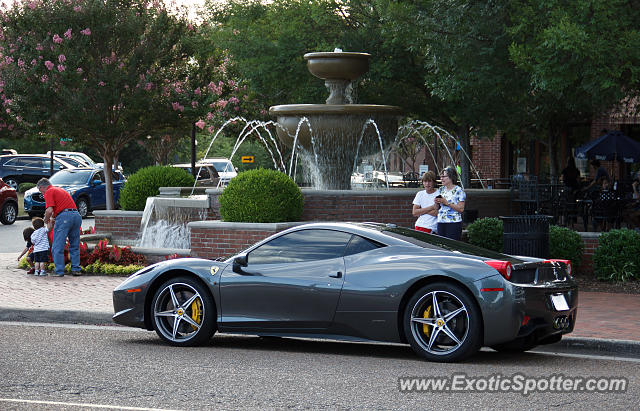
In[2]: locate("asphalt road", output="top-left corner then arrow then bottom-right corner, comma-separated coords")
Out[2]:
0,322 -> 638,409
0,217 -> 97,254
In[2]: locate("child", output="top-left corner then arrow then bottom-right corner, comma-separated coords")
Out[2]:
30,217 -> 50,277
17,227 -> 36,274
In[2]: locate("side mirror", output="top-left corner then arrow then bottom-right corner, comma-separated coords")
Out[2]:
232,254 -> 248,274
234,254 -> 248,267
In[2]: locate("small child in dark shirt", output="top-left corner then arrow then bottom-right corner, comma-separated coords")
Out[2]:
17,227 -> 36,274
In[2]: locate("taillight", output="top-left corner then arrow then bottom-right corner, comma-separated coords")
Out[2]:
484,260 -> 512,280
545,259 -> 572,277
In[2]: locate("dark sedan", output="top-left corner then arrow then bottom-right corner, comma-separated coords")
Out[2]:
24,168 -> 125,218
112,222 -> 577,362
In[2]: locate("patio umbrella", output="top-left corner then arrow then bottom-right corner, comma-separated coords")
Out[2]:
575,130 -> 640,163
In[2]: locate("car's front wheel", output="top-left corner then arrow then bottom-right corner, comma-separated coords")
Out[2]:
404,282 -> 482,362
0,202 -> 17,225
76,197 -> 89,218
151,276 -> 217,346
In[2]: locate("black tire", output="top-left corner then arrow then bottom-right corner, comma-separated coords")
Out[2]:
403,282 -> 482,362
151,276 -> 217,346
76,197 -> 89,218
0,202 -> 18,225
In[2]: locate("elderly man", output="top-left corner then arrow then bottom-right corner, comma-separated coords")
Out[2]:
37,177 -> 82,277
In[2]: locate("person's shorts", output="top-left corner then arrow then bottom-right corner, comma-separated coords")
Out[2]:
32,250 -> 49,263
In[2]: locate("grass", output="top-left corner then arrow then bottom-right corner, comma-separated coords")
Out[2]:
18,192 -> 25,216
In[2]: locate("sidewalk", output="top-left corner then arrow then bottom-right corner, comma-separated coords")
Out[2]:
1,253 -> 639,353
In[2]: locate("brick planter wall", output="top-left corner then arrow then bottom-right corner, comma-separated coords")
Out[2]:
94,211 -> 143,241
189,221 -> 301,260
578,232 -> 600,274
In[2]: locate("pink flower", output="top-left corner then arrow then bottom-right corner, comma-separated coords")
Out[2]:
144,82 -> 153,90
98,81 -> 105,87
208,126 -> 215,133
41,75 -> 48,83
76,67 -> 83,73
31,59 -> 37,66
194,87 -> 201,95
64,28 -> 72,39
17,59 -> 25,68
58,54 -> 66,63
191,101 -> 198,108
36,44 -> 43,51
229,96 -> 239,104
73,5 -> 82,12
4,56 -> 13,64
195,120 -> 205,129
80,28 -> 91,36
52,34 -> 63,44
234,106 -> 240,111
206,112 -> 214,120
27,1 -> 36,10
57,64 -> 65,72
44,60 -> 54,70
216,100 -> 228,108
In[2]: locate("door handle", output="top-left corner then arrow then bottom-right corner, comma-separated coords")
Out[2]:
329,271 -> 342,278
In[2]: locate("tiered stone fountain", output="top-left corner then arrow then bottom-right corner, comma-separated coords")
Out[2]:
269,51 -> 402,190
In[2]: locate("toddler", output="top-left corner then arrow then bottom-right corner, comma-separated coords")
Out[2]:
17,227 -> 36,274
30,217 -> 50,276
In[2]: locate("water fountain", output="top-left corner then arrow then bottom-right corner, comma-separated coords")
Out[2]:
269,51 -> 402,190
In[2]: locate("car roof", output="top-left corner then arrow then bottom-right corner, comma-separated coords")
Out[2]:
0,154 -> 76,166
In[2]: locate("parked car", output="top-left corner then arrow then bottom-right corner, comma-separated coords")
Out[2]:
0,177 -> 18,225
199,158 -> 237,186
24,167 -> 126,218
172,163 -> 220,186
112,222 -> 577,362
0,154 -> 77,190
1,149 -> 18,156
46,151 -> 97,167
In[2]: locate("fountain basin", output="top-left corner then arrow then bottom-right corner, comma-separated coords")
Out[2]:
304,52 -> 370,80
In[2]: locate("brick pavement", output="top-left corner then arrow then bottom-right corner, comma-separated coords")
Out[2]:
0,253 -> 638,343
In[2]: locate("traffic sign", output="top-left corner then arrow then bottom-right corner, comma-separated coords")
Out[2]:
241,156 -> 254,163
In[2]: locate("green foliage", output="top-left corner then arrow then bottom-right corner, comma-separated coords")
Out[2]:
219,168 -> 303,222
466,218 -> 504,252
17,183 -> 35,193
119,166 -> 195,211
593,229 -> 640,282
549,225 -> 584,271
18,257 -> 30,269
82,261 -> 144,276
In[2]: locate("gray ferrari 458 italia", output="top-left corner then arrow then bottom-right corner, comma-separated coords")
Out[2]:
112,222 -> 577,362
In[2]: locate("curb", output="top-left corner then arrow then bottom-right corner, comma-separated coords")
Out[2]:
536,336 -> 640,358
0,308 -> 114,326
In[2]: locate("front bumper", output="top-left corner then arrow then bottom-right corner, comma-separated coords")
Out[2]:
112,273 -> 153,330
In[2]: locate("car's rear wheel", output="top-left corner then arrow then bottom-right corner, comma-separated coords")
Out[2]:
151,276 -> 216,346
0,202 -> 17,225
76,197 -> 89,218
404,282 -> 482,362
4,178 -> 18,190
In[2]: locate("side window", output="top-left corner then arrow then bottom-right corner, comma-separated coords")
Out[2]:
197,166 -> 211,179
27,158 -> 46,168
248,229 -> 353,265
344,235 -> 384,256
4,158 -> 20,166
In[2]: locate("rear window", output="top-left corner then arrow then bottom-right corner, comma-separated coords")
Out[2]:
379,225 -> 523,264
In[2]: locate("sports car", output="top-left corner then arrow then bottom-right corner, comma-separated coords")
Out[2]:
112,222 -> 578,362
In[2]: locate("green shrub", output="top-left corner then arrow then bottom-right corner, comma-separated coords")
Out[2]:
549,225 -> 584,271
592,228 -> 640,282
466,217 -> 503,252
119,166 -> 195,211
18,182 -> 35,193
219,168 -> 303,223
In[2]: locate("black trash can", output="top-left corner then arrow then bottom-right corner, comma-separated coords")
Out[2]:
501,215 -> 552,258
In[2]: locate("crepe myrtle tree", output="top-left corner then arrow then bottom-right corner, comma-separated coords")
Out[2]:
0,0 -> 214,209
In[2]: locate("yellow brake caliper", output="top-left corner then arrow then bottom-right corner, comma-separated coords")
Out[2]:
190,299 -> 202,330
423,305 -> 432,336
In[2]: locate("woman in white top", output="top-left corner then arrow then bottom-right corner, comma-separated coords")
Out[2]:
412,171 -> 439,233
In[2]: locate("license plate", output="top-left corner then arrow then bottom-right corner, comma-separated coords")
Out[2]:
551,294 -> 570,311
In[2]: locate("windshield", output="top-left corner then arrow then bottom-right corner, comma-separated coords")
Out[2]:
57,157 -> 84,167
50,169 -> 92,185
211,161 -> 233,172
376,225 -> 525,264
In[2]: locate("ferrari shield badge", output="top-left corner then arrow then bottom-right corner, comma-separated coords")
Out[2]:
210,266 -> 219,276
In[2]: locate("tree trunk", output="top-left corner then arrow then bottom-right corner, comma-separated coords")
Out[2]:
103,154 -> 114,210
547,129 -> 559,182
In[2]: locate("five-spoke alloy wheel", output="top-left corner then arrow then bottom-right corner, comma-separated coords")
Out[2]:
404,282 -> 482,362
151,276 -> 216,346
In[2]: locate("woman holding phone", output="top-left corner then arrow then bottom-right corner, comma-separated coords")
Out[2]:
434,166 -> 466,240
